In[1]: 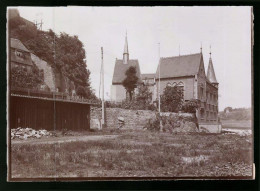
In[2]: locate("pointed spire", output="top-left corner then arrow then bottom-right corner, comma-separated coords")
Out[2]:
124,30 -> 129,54
123,31 -> 129,64
200,42 -> 203,53
209,45 -> 212,58
207,49 -> 218,84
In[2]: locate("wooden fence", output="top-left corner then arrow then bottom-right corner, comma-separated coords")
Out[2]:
10,95 -> 90,131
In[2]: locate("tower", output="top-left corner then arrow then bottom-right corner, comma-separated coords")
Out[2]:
123,32 -> 129,64
207,47 -> 218,88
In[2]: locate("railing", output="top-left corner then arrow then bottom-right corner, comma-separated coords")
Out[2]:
10,86 -> 99,104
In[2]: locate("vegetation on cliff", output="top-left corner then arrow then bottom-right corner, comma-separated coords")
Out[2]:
9,15 -> 96,99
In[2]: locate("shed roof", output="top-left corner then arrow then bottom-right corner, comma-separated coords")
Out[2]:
141,73 -> 155,80
10,38 -> 30,52
155,53 -> 202,79
112,59 -> 142,84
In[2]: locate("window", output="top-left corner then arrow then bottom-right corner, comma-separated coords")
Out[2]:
15,50 -> 25,59
200,109 -> 204,119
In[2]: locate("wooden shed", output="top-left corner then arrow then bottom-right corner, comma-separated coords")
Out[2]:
10,94 -> 91,131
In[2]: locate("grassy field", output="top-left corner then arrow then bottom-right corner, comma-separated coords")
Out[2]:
11,129 -> 253,179
221,119 -> 251,129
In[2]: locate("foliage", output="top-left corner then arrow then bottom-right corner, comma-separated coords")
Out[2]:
182,99 -> 199,113
122,66 -> 139,101
144,113 -> 197,132
160,85 -> 184,112
9,16 -> 96,99
105,100 -> 157,111
135,84 -> 153,109
11,65 -> 45,89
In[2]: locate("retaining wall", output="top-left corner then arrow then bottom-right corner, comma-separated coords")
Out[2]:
91,107 -> 193,129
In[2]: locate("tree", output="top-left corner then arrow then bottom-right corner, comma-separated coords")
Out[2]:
10,16 -> 96,99
122,66 -> 139,101
135,84 -> 152,109
160,85 -> 184,112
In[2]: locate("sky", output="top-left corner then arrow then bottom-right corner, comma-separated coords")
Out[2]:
14,6 -> 252,111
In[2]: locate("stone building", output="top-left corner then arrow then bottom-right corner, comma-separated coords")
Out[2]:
154,50 -> 220,131
10,38 -> 33,72
111,34 -> 141,101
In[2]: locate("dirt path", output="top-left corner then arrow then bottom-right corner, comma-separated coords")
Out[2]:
11,134 -> 118,145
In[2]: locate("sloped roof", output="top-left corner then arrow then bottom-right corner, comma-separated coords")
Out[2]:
155,53 -> 202,79
10,38 -> 30,52
112,59 -> 142,84
141,73 -> 155,80
124,35 -> 129,54
207,58 -> 218,83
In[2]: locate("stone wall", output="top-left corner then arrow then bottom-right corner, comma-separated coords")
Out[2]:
91,107 -> 194,129
31,53 -> 56,91
91,107 -> 156,129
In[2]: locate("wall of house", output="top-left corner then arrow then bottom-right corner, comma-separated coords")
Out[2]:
30,53 -> 56,91
110,84 -> 126,101
155,76 -> 195,101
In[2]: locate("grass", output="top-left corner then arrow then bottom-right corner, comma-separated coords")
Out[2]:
11,129 -> 253,178
221,119 -> 251,129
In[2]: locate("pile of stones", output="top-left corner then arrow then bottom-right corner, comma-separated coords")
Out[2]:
11,127 -> 53,140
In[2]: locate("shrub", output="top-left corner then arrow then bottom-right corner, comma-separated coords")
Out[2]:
161,85 -> 184,112
182,99 -> 199,113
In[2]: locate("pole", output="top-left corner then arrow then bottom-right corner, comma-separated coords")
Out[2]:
101,47 -> 105,129
158,43 -> 163,131
158,43 -> 161,113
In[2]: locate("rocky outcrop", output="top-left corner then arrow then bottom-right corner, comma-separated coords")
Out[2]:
30,53 -> 56,91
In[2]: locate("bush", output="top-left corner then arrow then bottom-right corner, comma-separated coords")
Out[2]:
182,99 -> 199,113
105,99 -> 157,111
161,85 -> 184,112
144,113 -> 197,132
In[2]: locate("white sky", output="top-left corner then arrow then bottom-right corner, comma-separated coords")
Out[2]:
14,6 -> 252,111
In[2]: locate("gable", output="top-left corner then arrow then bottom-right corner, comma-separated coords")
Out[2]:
112,59 -> 142,84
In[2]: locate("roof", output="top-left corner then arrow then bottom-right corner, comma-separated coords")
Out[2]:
112,59 -> 142,84
207,58 -> 218,83
10,38 -> 30,52
141,73 -> 155,80
11,94 -> 95,105
155,53 -> 202,79
124,35 -> 129,54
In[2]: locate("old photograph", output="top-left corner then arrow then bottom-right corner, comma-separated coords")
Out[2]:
7,6 -> 253,180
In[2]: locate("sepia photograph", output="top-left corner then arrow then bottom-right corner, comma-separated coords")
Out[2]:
7,6 -> 253,180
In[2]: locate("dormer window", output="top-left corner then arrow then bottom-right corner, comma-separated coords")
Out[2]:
15,50 -> 25,59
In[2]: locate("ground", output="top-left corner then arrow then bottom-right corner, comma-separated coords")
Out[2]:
10,120 -> 253,179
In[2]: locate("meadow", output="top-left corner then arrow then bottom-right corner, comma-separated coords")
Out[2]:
11,127 -> 253,179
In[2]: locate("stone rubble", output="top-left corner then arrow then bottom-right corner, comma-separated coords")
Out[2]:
11,127 -> 54,140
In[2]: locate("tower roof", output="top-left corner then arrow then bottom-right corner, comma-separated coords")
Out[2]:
123,33 -> 129,54
207,57 -> 218,84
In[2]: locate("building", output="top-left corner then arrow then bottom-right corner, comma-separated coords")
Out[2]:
111,34 -> 141,101
10,38 -> 33,72
10,93 -> 91,131
154,49 -> 220,131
